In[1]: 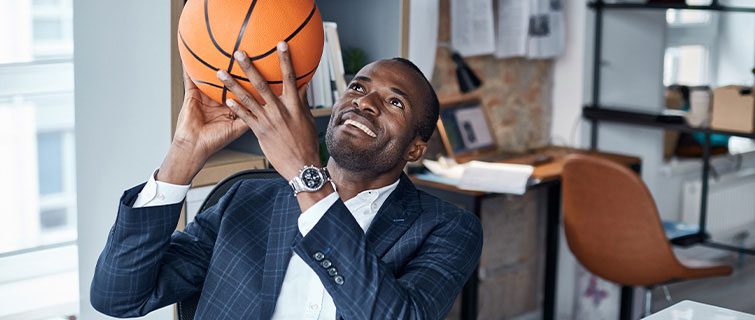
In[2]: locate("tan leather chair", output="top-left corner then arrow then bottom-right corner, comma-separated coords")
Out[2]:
561,154 -> 732,318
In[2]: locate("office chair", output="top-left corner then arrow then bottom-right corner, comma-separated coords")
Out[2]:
176,168 -> 282,320
561,154 -> 732,319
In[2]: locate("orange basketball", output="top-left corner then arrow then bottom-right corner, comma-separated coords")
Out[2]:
178,0 -> 324,104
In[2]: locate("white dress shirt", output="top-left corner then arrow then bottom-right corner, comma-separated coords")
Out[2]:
132,170 -> 399,319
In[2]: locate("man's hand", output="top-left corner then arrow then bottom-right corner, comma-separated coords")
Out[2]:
157,71 -> 249,185
218,41 -> 320,182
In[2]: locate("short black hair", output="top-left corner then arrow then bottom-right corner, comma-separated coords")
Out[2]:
390,57 -> 439,142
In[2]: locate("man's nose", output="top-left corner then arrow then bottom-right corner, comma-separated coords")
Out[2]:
353,92 -> 380,116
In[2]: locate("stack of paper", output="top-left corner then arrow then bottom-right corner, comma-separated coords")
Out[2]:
422,159 -> 534,195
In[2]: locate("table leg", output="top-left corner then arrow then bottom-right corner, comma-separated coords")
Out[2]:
460,196 -> 482,320
543,182 -> 561,320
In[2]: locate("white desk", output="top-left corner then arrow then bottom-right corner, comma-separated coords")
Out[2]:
643,300 -> 755,320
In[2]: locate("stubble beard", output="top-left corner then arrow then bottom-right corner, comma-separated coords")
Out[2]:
324,125 -> 410,175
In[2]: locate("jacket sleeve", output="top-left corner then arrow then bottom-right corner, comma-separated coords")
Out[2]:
291,200 -> 483,320
90,181 -> 243,318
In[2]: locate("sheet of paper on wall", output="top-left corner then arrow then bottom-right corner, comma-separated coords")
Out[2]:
458,161 -> 534,195
526,0 -> 564,59
494,0 -> 530,58
450,0 -> 495,57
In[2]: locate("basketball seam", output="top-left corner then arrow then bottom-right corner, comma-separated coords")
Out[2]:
222,0 -> 258,103
193,79 -> 223,89
246,3 -> 317,61
204,0 -> 232,58
180,30 -> 318,85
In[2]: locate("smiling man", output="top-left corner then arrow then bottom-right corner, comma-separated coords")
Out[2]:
90,41 -> 482,320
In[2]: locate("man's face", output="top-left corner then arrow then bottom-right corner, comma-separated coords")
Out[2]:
325,60 -> 429,174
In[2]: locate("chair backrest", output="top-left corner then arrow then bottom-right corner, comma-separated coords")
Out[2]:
176,168 -> 281,320
561,154 -> 686,287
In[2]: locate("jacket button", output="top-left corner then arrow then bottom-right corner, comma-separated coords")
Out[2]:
313,252 -> 325,261
327,267 -> 338,277
334,275 -> 344,285
320,259 -> 332,268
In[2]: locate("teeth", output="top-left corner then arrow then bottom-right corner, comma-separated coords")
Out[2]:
344,119 -> 376,138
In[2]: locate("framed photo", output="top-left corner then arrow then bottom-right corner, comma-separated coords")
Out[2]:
436,95 -> 497,162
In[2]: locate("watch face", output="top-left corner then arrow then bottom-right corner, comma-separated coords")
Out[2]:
301,167 -> 323,189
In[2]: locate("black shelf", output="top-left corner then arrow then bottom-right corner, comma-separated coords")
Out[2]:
588,1 -> 755,13
583,106 -> 755,139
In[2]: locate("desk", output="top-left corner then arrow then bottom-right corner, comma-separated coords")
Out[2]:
642,300 -> 755,320
411,146 -> 641,320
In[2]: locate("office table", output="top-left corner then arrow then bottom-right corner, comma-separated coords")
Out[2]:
411,146 -> 641,320
642,300 -> 754,320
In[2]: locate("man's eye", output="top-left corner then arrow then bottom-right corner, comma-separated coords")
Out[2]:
349,83 -> 365,92
390,99 -> 404,109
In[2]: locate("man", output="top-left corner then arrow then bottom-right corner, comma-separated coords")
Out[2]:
91,41 -> 482,319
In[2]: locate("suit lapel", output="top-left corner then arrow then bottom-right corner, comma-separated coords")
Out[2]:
365,173 -> 422,258
259,187 -> 301,319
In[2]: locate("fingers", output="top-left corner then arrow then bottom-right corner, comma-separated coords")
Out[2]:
277,41 -> 298,98
225,98 -> 256,128
182,70 -> 198,90
298,84 -> 310,113
217,69 -> 261,112
233,50 -> 278,104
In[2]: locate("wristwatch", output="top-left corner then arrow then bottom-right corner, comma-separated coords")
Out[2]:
289,165 -> 331,196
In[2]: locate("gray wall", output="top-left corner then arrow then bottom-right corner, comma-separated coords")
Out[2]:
316,0 -> 402,63
74,0 -> 174,319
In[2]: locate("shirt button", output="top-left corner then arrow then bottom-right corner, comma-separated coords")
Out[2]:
320,259 -> 332,268
334,275 -> 345,285
371,203 -> 377,210
156,193 -> 165,200
313,252 -> 325,261
310,303 -> 319,311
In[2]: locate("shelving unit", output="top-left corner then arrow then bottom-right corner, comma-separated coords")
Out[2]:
586,1 -> 755,256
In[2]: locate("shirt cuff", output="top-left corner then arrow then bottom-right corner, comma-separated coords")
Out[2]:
297,191 -> 339,237
132,168 -> 191,208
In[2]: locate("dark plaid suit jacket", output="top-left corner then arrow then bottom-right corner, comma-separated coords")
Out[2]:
90,173 -> 483,319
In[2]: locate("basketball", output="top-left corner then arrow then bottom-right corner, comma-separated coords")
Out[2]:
178,0 -> 324,104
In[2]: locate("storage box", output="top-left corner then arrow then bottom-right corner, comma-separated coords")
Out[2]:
711,86 -> 755,133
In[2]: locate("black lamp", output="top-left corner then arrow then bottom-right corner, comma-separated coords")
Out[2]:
451,51 -> 482,93
439,42 -> 483,93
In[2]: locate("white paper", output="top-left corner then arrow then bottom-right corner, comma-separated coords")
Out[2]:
458,161 -> 534,195
450,0 -> 496,57
454,107 -> 494,150
526,0 -> 564,59
495,0 -> 530,58
423,158 -> 465,181
409,0 -> 439,79
423,158 -> 534,195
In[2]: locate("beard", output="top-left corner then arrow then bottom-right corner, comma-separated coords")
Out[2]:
325,111 -> 413,174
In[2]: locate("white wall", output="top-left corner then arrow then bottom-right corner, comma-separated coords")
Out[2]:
74,1 -> 174,319
715,2 -> 755,86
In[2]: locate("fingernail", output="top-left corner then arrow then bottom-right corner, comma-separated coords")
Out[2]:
225,99 -> 234,106
234,51 -> 246,61
217,69 -> 229,80
277,41 -> 288,51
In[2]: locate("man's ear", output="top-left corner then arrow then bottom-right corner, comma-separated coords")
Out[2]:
404,136 -> 428,163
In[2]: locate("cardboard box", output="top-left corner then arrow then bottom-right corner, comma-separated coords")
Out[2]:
711,86 -> 755,133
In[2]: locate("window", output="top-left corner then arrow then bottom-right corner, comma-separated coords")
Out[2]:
664,45 -> 709,86
663,2 -> 718,87
0,0 -> 77,318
